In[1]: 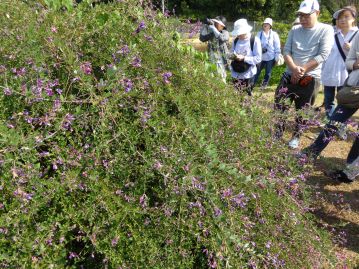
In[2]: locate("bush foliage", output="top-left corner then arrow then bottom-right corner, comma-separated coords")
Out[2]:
0,0 -> 338,268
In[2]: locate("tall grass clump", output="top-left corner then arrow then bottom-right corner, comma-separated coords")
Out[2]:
0,0 -> 338,268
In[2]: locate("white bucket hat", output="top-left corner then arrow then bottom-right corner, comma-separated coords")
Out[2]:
263,18 -> 273,27
212,19 -> 225,27
231,19 -> 252,36
297,0 -> 319,14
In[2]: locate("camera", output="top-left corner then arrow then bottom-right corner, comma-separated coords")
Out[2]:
262,47 -> 268,54
204,18 -> 214,25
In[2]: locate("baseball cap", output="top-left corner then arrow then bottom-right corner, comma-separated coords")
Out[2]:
297,0 -> 319,14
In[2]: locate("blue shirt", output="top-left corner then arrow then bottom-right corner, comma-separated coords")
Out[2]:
257,30 -> 281,61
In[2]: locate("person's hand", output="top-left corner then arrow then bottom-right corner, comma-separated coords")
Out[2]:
235,54 -> 245,61
353,58 -> 359,70
343,42 -> 351,51
290,66 -> 305,84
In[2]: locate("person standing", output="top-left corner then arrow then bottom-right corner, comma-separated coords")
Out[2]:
230,19 -> 262,96
302,31 -> 359,169
199,16 -> 230,83
253,18 -> 281,89
274,0 -> 334,149
322,6 -> 358,118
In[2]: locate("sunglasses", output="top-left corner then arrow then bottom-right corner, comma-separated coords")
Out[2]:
298,11 -> 316,18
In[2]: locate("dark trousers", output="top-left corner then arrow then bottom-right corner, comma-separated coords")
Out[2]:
274,73 -> 319,139
254,59 -> 275,86
306,105 -> 358,158
324,85 -> 343,117
232,78 -> 254,96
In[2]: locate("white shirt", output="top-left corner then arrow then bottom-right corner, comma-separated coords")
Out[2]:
322,27 -> 359,86
231,34 -> 262,79
256,30 -> 281,61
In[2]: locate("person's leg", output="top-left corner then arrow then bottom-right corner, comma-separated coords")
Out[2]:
291,79 -> 317,139
274,73 -> 293,139
324,86 -> 336,118
347,135 -> 359,164
253,61 -> 265,85
263,59 -> 275,87
310,79 -> 321,106
304,105 -> 358,158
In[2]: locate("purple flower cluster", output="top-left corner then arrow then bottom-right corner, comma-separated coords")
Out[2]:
80,61 -> 92,75
122,78 -> 133,92
131,56 -> 142,68
62,113 -> 75,130
162,72 -> 172,84
3,88 -> 12,96
135,21 -> 146,34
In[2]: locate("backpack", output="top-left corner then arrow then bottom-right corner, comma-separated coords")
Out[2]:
231,35 -> 255,73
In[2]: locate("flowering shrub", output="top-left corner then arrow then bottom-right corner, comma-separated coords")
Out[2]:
0,0 -> 338,268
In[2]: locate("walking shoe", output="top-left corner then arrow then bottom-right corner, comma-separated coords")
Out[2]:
330,170 -> 353,183
337,124 -> 347,140
288,137 -> 300,149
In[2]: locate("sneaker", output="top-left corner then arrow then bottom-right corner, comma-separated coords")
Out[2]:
330,170 -> 353,184
337,124 -> 347,140
288,137 -> 300,149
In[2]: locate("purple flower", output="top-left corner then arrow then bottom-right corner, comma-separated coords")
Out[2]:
80,62 -> 92,75
62,113 -> 75,130
214,207 -> 222,217
221,188 -> 232,199
153,160 -> 163,170
135,21 -> 146,33
3,87 -> 12,96
123,78 -> 133,92
51,26 -> 58,33
278,86 -> 288,94
119,45 -> 130,56
131,56 -> 142,68
139,193 -> 147,208
111,237 -> 119,247
68,252 -> 78,259
11,67 -> 26,77
144,35 -> 154,42
46,87 -> 54,96
162,72 -> 172,84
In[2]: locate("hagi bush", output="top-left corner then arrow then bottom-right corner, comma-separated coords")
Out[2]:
0,0 -> 339,268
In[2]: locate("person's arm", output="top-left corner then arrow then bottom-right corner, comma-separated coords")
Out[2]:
346,33 -> 359,70
273,32 -> 281,59
243,37 -> 262,65
209,26 -> 229,43
304,26 -> 334,72
283,29 -> 305,83
199,25 -> 213,42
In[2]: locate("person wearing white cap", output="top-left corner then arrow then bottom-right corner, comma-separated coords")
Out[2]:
273,0 -> 334,149
230,18 -> 262,96
253,18 -> 281,89
199,16 -> 230,83
322,6 -> 358,119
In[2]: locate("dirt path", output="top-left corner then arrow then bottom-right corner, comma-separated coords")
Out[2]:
260,88 -> 359,268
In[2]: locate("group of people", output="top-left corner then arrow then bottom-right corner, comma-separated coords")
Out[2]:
199,0 -> 359,183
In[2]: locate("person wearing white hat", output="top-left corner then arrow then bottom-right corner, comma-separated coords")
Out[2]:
253,18 -> 281,89
273,0 -> 334,149
230,18 -> 262,96
199,16 -> 230,83
322,6 -> 358,119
